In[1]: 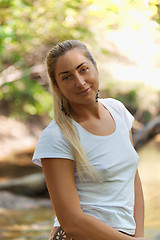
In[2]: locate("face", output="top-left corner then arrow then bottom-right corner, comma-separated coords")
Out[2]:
55,49 -> 99,106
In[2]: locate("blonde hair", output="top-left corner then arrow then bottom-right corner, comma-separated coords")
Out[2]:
46,40 -> 99,180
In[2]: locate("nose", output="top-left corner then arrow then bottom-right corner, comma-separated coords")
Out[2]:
75,73 -> 86,88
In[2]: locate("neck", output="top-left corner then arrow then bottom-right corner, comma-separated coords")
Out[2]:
70,100 -> 102,122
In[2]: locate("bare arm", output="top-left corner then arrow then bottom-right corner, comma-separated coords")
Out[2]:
129,130 -> 145,237
42,157 -> 146,240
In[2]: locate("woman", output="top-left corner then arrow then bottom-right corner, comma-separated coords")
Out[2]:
32,40 -> 147,240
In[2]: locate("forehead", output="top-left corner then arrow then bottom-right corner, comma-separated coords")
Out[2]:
55,49 -> 90,73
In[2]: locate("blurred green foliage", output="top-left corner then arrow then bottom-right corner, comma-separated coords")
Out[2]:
0,77 -> 52,119
0,0 -> 160,120
0,0 -> 94,68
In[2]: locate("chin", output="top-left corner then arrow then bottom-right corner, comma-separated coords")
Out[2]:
82,97 -> 96,105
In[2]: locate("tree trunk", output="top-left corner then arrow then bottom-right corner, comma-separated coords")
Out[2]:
133,115 -> 160,149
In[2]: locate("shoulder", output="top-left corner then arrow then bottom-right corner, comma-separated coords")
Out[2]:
99,97 -> 125,113
100,98 -> 135,131
38,119 -> 71,148
32,119 -> 74,166
41,119 -> 65,140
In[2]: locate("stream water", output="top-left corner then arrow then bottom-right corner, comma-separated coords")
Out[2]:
0,140 -> 159,240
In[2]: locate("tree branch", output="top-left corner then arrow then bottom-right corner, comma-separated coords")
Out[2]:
133,115 -> 160,149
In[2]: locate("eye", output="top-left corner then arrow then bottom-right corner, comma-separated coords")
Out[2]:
80,67 -> 88,73
62,75 -> 71,80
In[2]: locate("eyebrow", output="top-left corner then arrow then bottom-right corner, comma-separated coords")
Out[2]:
58,62 -> 87,76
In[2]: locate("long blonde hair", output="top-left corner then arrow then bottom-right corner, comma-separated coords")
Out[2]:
46,40 -> 99,180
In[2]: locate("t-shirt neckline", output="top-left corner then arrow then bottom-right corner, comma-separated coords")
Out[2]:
72,100 -> 118,138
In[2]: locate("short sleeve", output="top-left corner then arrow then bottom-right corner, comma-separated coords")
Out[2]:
117,100 -> 135,131
101,98 -> 135,131
32,120 -> 75,167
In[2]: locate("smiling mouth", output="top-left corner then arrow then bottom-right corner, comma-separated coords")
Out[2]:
77,87 -> 91,95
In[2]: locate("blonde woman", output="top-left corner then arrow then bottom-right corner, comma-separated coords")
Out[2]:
32,40 -> 147,240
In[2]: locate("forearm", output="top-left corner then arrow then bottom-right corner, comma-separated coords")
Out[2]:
64,212 -> 135,240
134,170 -> 144,237
129,131 -> 144,237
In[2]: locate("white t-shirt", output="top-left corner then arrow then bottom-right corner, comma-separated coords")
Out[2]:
32,98 -> 139,235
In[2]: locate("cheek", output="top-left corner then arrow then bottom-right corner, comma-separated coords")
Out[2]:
58,83 -> 72,97
88,67 -> 98,80
89,71 -> 99,85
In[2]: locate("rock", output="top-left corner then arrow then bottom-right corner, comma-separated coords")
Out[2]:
0,173 -> 46,196
0,191 -> 52,209
0,115 -> 47,161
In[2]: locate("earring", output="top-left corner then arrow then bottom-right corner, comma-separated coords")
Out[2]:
61,98 -> 70,116
96,89 -> 99,102
61,98 -> 64,112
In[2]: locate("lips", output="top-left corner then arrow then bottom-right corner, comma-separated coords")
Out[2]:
77,87 -> 91,95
